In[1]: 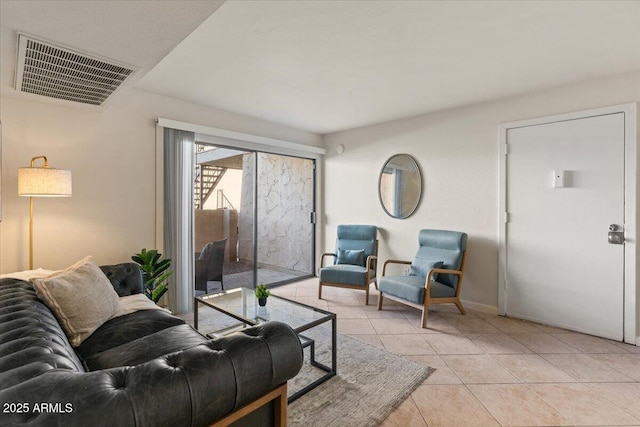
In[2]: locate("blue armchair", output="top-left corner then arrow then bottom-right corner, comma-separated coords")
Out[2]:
377,229 -> 468,328
318,225 -> 378,305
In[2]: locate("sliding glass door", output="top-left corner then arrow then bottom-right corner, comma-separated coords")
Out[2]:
193,144 -> 315,293
255,153 -> 315,286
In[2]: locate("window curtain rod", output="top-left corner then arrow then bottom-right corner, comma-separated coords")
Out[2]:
156,118 -> 326,156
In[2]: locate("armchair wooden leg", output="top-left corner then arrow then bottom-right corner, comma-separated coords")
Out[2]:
421,305 -> 429,329
318,283 -> 323,300
421,296 -> 431,329
455,300 -> 466,315
377,292 -> 383,310
365,286 -> 369,305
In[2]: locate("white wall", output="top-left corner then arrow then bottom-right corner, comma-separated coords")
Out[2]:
0,88 -> 321,273
2,69 -> 639,337
323,71 -> 640,317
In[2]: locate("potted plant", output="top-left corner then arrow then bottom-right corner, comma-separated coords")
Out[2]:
255,284 -> 270,306
132,248 -> 172,304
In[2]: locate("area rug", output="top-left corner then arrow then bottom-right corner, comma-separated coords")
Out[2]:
288,329 -> 433,426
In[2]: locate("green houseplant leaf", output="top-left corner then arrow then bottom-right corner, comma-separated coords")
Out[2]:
132,249 -> 173,304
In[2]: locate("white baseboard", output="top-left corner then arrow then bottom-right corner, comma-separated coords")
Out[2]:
461,299 -> 498,316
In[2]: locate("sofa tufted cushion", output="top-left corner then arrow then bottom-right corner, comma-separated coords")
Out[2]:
100,263 -> 144,296
30,256 -> 121,346
76,309 -> 185,360
0,279 -> 85,389
84,324 -> 208,370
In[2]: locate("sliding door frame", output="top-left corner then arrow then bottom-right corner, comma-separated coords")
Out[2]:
156,119 -> 325,303
196,141 -> 318,288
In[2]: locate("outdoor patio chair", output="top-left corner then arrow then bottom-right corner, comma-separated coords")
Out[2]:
318,225 -> 378,305
377,229 -> 468,328
195,238 -> 227,294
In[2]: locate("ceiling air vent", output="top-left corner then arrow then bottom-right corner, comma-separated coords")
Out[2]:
15,33 -> 137,106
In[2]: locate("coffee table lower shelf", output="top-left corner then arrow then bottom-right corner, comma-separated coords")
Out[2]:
288,333 -> 336,403
194,289 -> 337,404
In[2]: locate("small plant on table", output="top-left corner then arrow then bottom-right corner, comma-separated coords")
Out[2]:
255,284 -> 270,306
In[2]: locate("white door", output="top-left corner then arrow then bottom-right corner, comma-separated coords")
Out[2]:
506,113 -> 625,340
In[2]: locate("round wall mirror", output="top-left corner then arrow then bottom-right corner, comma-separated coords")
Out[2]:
378,154 -> 422,219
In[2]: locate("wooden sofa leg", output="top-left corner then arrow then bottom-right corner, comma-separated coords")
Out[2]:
455,300 -> 466,315
365,286 -> 369,305
210,383 -> 287,427
274,384 -> 287,427
318,283 -> 322,300
377,292 -> 383,310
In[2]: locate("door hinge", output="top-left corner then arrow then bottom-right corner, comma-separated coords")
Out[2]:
505,212 -> 511,224
310,212 -> 317,224
505,143 -> 511,155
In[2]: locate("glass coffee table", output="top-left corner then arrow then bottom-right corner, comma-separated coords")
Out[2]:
194,287 -> 336,403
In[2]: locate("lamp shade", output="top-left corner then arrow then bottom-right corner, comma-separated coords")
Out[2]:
18,167 -> 72,197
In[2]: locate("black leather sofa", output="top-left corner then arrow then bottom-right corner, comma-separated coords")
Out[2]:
0,263 -> 303,427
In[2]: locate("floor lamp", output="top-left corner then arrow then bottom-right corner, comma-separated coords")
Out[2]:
18,156 -> 72,270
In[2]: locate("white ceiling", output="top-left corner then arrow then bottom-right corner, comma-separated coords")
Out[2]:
2,1 -> 640,134
0,0 -> 223,95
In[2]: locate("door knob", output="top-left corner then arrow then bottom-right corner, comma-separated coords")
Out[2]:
608,224 -> 624,245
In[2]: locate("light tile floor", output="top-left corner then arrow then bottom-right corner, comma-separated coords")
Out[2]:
271,278 -> 640,427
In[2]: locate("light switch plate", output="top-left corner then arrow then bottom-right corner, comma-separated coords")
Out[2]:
553,170 -> 565,188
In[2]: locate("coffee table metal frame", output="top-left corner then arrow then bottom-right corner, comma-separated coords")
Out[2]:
194,287 -> 337,403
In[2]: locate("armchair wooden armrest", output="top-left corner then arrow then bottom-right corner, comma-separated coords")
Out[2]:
382,259 -> 412,276
430,267 -> 463,277
319,252 -> 336,269
425,268 -> 463,289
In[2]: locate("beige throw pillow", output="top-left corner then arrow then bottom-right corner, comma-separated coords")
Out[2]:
31,256 -> 120,347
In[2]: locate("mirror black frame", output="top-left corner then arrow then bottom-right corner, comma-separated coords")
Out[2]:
378,154 -> 422,219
